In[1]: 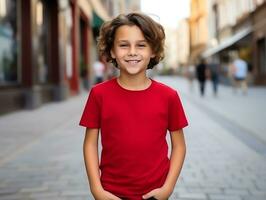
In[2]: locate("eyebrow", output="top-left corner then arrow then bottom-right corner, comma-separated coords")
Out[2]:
117,40 -> 147,43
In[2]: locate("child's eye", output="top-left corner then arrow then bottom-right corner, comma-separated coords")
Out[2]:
138,44 -> 146,47
119,44 -> 128,47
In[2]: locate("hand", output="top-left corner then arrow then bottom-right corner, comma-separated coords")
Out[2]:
93,188 -> 122,200
142,186 -> 172,200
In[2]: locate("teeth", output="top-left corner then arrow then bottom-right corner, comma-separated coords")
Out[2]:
127,60 -> 139,64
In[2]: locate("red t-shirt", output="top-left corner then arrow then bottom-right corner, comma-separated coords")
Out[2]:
79,78 -> 188,199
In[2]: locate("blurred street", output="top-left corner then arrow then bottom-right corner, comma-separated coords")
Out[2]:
0,76 -> 265,200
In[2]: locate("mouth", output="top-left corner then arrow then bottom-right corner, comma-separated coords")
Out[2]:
125,59 -> 141,65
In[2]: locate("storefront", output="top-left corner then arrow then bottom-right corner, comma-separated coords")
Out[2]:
202,1 -> 266,85
0,0 -> 93,114
0,0 -> 18,86
252,1 -> 266,85
0,0 -> 23,113
21,0 -> 64,109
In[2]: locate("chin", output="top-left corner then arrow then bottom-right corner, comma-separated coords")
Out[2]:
126,71 -> 141,76
119,63 -> 147,75
126,67 -> 146,74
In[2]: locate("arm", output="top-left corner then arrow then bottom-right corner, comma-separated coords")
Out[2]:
83,128 -> 102,193
143,129 -> 186,200
229,62 -> 236,76
163,129 -> 186,192
83,128 -> 121,200
205,67 -> 211,80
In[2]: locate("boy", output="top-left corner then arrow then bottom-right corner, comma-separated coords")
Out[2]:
80,12 -> 188,200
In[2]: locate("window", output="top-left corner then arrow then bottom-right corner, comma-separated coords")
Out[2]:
34,0 -> 49,83
258,38 -> 266,75
0,0 -> 18,85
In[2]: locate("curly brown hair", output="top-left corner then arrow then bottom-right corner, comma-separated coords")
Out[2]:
97,12 -> 165,69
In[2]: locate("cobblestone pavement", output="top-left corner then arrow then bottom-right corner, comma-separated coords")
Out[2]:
0,76 -> 265,200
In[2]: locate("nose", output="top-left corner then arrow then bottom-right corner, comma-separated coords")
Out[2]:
128,46 -> 137,56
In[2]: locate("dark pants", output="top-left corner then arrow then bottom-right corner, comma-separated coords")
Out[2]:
95,76 -> 103,84
212,75 -> 219,95
199,81 -> 205,96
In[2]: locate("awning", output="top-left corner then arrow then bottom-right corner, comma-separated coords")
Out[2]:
89,0 -> 110,28
92,11 -> 104,28
202,26 -> 253,58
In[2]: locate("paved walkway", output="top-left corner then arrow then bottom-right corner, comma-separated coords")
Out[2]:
157,76 -> 266,200
0,76 -> 265,200
161,76 -> 266,155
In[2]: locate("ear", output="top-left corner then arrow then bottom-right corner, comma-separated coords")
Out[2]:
151,53 -> 156,58
111,49 -> 116,59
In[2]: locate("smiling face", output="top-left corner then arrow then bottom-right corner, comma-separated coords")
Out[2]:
111,25 -> 155,77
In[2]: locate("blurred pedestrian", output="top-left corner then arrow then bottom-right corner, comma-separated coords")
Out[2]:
185,64 -> 195,92
231,53 -> 248,95
80,13 -> 188,200
93,59 -> 105,84
196,58 -> 207,96
207,57 -> 220,97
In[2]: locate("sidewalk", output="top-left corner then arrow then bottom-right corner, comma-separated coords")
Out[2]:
158,76 -> 266,151
156,76 -> 266,200
0,93 -> 92,200
0,76 -> 265,200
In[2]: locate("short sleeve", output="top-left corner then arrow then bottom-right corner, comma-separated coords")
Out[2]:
79,88 -> 101,128
168,91 -> 188,131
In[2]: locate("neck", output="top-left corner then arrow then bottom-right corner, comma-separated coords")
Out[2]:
117,74 -> 151,90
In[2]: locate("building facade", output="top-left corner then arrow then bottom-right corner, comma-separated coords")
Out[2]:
0,0 -> 141,115
176,19 -> 190,67
252,1 -> 266,84
101,0 -> 140,16
203,0 -> 266,85
189,0 -> 209,64
0,0 -> 98,114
